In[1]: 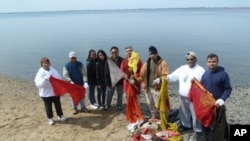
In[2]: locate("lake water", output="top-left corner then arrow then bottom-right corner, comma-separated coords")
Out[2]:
0,8 -> 250,87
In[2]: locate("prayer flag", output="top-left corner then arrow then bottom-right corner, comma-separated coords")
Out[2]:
157,77 -> 170,130
49,76 -> 85,106
126,82 -> 144,123
189,78 -> 216,127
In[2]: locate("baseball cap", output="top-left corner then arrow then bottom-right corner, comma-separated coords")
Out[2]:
69,51 -> 77,58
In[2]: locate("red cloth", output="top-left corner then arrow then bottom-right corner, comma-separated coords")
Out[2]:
126,83 -> 144,123
189,78 -> 216,127
120,58 -> 142,95
49,76 -> 85,106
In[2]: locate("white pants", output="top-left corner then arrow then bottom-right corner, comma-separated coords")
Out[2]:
179,95 -> 202,132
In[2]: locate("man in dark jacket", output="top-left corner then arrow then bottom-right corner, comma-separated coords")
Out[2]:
201,53 -> 232,141
104,46 -> 124,111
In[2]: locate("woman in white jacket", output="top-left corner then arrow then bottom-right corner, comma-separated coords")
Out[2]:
34,57 -> 66,125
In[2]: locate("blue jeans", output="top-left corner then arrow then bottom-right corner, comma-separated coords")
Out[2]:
88,85 -> 96,105
71,98 -> 86,109
106,84 -> 123,108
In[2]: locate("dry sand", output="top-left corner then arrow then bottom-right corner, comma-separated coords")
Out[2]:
0,74 -> 249,141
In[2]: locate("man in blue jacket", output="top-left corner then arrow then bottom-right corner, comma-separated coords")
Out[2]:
201,53 -> 232,141
63,51 -> 90,114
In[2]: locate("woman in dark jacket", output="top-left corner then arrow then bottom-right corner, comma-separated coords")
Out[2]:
86,49 -> 98,109
96,50 -> 108,109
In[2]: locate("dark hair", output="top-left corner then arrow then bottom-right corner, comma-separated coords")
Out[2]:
88,49 -> 96,59
110,46 -> 119,52
207,53 -> 219,61
40,57 -> 50,66
97,49 -> 107,61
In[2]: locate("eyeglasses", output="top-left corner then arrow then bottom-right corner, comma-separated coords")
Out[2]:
111,51 -> 117,54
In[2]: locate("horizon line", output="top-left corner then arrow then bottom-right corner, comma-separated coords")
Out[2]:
1,7 -> 250,14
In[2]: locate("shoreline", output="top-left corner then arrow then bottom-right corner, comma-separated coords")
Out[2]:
1,73 -> 250,124
0,73 -> 249,140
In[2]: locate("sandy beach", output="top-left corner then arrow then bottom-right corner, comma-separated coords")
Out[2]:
0,73 -> 249,141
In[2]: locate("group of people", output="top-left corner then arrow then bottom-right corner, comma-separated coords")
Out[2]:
166,51 -> 232,141
34,45 -> 232,141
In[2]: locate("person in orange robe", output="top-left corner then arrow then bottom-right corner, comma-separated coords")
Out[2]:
120,46 -> 144,123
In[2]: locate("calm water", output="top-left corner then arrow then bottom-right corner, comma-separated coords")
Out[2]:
0,8 -> 250,87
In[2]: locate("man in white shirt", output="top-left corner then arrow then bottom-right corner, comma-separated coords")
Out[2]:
167,52 -> 205,141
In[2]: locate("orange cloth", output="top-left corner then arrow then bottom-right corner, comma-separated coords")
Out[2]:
49,76 -> 85,106
126,83 -> 144,123
189,78 -> 216,127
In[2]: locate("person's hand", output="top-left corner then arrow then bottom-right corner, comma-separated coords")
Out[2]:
130,75 -> 135,79
84,82 -> 89,89
215,99 -> 224,107
70,81 -> 74,84
44,75 -> 50,80
123,74 -> 128,80
153,78 -> 161,84
129,78 -> 135,84
191,77 -> 196,82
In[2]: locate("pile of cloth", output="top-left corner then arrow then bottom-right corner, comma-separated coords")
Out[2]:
127,119 -> 183,141
126,72 -> 183,141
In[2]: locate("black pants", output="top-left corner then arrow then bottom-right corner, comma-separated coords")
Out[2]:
202,106 -> 228,141
41,96 -> 63,118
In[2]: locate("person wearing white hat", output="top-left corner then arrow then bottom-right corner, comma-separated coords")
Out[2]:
167,51 -> 205,141
63,51 -> 90,114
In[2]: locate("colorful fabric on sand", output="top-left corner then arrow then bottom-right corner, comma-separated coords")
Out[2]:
131,121 -> 182,141
157,77 -> 171,130
126,82 -> 144,123
129,77 -> 182,141
49,76 -> 85,106
189,78 -> 216,127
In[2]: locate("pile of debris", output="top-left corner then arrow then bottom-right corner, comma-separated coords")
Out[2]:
127,119 -> 183,141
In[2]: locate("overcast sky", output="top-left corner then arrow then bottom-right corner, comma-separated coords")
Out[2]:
1,0 -> 250,13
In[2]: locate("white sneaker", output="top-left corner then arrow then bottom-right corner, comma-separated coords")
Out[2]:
57,115 -> 67,121
90,104 -> 98,109
189,133 -> 196,141
48,118 -> 54,125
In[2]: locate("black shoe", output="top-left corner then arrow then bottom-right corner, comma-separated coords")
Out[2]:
117,106 -> 122,111
73,109 -> 78,115
104,106 -> 111,111
81,107 -> 90,113
196,132 -> 206,141
178,125 -> 192,132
